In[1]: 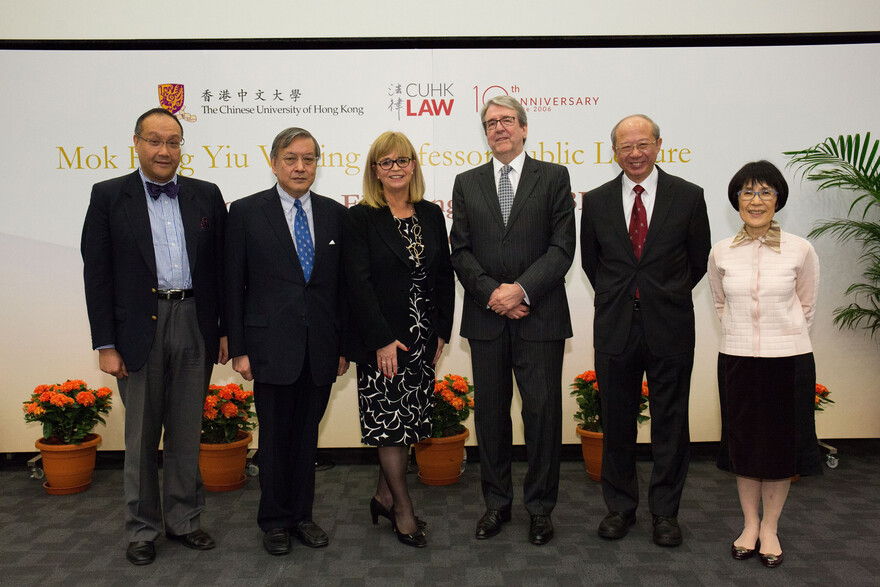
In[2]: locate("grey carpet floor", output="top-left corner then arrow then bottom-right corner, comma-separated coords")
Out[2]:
1,442 -> 878,586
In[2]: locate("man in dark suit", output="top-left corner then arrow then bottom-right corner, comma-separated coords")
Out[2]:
580,114 -> 711,547
225,127 -> 349,556
450,95 -> 575,545
82,107 -> 228,565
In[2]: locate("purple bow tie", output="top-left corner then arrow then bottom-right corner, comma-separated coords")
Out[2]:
146,181 -> 180,199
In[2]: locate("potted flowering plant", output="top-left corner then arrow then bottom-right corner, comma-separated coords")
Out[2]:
199,383 -> 256,492
23,379 -> 113,494
570,371 -> 649,482
414,374 -> 474,486
815,383 -> 834,411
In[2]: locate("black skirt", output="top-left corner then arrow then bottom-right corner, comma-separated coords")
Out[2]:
717,353 -> 823,479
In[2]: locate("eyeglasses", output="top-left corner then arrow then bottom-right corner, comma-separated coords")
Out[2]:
375,157 -> 413,170
737,189 -> 778,202
483,116 -> 517,132
615,141 -> 656,155
280,155 -> 317,167
137,135 -> 184,150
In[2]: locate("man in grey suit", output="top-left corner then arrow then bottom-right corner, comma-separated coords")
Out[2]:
581,114 -> 711,547
82,108 -> 228,565
450,95 -> 575,545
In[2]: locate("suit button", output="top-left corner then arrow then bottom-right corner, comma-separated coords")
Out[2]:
151,288 -> 157,293
151,315 -> 157,320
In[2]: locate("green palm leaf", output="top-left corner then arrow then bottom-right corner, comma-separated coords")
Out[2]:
785,133 -> 880,337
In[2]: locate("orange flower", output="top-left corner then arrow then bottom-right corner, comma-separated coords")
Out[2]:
204,407 -> 218,420
221,402 -> 239,418
60,380 -> 85,393
49,393 -> 74,407
452,378 -> 469,393
76,391 -> 96,407
814,395 -> 820,404
451,397 -> 464,410
641,382 -> 649,398
39,391 -> 53,402
96,387 -> 112,398
234,387 -> 253,401
33,384 -> 51,395
25,402 -> 45,415
217,387 -> 234,400
204,395 -> 219,409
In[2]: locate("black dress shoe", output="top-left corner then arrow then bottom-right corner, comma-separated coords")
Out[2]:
731,538 -> 759,560
126,541 -> 155,565
475,508 -> 512,539
598,511 -> 636,539
759,537 -> 784,568
292,520 -> 329,548
263,528 -> 291,556
165,529 -> 216,550
652,515 -> 682,547
370,497 -> 428,531
528,514 -> 554,545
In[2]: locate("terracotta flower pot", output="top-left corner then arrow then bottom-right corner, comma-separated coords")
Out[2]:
414,428 -> 470,486
199,431 -> 252,492
35,433 -> 102,495
575,426 -> 603,482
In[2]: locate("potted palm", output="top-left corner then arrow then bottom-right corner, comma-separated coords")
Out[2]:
414,374 -> 474,486
23,380 -> 113,494
199,383 -> 256,491
785,133 -> 880,336
571,371 -> 649,482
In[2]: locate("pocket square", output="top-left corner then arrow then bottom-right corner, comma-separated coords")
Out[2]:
329,240 -> 336,245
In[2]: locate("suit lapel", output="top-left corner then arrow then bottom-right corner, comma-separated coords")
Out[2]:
260,187 -> 302,277
606,173 -> 636,261
176,178 -> 201,272
505,155 -> 538,230
370,204 -> 413,267
310,192 -> 336,275
475,161 -> 505,228
642,168 -> 674,257
120,171 -> 158,277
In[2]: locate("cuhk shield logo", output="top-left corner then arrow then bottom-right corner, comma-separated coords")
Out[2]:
157,83 -> 196,122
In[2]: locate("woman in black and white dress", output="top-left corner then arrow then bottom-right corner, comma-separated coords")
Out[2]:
343,131 -> 454,548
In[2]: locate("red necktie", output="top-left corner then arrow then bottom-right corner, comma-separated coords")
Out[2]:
628,184 -> 647,259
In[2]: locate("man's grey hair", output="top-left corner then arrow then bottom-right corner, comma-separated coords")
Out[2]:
270,127 -> 321,160
480,95 -> 528,129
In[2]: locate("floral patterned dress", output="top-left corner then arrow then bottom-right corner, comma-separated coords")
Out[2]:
358,215 -> 435,446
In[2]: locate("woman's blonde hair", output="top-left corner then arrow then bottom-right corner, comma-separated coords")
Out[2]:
362,131 -> 425,208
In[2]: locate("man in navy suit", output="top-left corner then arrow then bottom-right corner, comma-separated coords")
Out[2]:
580,114 -> 711,547
450,95 -> 575,545
225,127 -> 349,556
82,108 -> 228,565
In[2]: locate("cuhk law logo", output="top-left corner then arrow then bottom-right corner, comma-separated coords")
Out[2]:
158,83 -> 196,122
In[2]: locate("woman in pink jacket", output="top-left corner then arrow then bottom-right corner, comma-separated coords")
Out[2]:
708,160 -> 822,569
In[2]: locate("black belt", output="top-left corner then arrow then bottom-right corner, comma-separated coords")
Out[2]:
633,298 -> 641,311
157,289 -> 194,300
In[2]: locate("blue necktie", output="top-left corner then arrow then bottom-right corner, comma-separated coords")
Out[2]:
293,199 -> 315,282
498,165 -> 514,225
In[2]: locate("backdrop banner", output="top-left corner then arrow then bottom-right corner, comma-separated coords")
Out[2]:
2,44 -> 879,450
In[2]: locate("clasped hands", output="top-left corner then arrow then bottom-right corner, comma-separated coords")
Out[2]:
488,283 -> 530,319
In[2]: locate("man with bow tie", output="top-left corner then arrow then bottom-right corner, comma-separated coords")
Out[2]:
82,108 -> 229,565
225,127 -> 349,556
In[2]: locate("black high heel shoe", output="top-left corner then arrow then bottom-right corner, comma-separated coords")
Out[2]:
370,497 -> 427,530
389,510 -> 428,548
